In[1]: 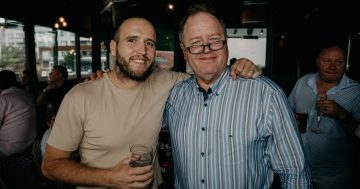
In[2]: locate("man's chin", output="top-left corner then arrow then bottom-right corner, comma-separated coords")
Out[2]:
128,69 -> 153,81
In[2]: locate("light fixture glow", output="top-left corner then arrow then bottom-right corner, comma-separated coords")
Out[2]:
54,16 -> 67,29
59,16 -> 65,23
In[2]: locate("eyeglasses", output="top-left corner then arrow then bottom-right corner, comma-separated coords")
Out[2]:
184,40 -> 227,54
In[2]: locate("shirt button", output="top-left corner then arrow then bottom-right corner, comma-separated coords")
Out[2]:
201,152 -> 205,156
202,127 -> 205,131
204,103 -> 208,107
201,179 -> 205,183
229,135 -> 233,138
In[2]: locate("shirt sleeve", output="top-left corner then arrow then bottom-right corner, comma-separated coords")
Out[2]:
47,88 -> 85,152
267,89 -> 311,188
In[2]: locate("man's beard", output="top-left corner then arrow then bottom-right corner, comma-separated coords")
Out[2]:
115,53 -> 155,82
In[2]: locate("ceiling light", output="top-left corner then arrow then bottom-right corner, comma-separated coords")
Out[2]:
54,16 -> 67,29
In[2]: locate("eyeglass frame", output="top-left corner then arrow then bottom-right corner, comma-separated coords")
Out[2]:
182,40 -> 227,54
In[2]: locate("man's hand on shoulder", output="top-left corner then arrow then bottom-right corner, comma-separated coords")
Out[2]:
84,70 -> 105,82
230,58 -> 262,79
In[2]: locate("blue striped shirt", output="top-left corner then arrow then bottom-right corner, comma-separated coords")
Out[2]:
288,73 -> 360,177
163,68 -> 311,189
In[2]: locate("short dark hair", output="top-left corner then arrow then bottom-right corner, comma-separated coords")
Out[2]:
0,70 -> 18,90
113,17 -> 153,43
53,65 -> 68,80
178,4 -> 227,42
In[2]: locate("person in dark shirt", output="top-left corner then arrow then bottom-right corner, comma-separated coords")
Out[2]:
20,69 -> 41,101
36,65 -> 72,136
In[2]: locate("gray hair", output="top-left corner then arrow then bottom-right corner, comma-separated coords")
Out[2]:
178,4 -> 227,42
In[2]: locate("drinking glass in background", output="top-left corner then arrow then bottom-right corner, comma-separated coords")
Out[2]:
295,112 -> 308,133
130,144 -> 153,167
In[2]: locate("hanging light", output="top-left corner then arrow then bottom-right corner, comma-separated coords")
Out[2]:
54,16 -> 67,29
168,3 -> 174,10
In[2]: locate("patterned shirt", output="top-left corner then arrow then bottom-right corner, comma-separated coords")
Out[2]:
288,73 -> 360,177
163,68 -> 311,189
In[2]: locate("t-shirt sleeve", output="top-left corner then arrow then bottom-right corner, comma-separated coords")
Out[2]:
47,87 -> 85,152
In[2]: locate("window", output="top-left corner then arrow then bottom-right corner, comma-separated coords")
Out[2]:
57,29 -> 76,79
101,41 -> 110,71
155,29 -> 174,70
227,28 -> 267,68
0,17 -> 25,78
80,36 -> 92,77
34,25 -> 55,81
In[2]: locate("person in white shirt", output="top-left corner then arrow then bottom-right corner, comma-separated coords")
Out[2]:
0,70 -> 37,158
40,104 -> 57,157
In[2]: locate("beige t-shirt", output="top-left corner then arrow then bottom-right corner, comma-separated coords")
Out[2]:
48,69 -> 188,188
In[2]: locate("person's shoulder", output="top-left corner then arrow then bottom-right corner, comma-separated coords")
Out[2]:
151,68 -> 188,79
2,86 -> 30,97
66,77 -> 106,97
344,75 -> 360,88
170,74 -> 194,92
0,87 -> 35,106
150,68 -> 174,76
238,76 -> 285,94
148,68 -> 190,86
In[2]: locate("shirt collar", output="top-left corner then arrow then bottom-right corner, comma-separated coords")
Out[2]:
307,73 -> 352,95
190,67 -> 230,98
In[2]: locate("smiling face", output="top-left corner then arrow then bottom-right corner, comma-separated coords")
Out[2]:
316,46 -> 346,84
180,12 -> 228,86
110,18 -> 157,81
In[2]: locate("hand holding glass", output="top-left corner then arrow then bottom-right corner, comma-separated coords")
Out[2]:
130,144 -> 153,167
311,94 -> 327,133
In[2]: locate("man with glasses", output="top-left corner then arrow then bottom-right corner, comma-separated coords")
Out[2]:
163,4 -> 310,188
288,42 -> 360,188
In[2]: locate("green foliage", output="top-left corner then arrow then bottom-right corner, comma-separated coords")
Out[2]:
63,52 -> 75,70
0,46 -> 25,68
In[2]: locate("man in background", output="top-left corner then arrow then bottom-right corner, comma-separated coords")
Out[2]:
288,42 -> 360,188
36,65 -> 72,136
0,70 -> 36,158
